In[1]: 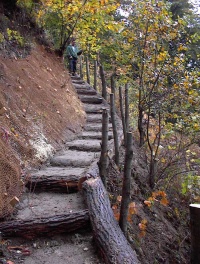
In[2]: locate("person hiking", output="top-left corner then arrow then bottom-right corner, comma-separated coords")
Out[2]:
66,39 -> 82,76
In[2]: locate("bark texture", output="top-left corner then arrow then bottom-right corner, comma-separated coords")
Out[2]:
0,210 -> 89,238
110,93 -> 119,166
26,174 -> 80,193
119,86 -> 127,146
119,132 -> 133,235
99,64 -> 107,101
83,177 -> 140,264
98,109 -> 109,188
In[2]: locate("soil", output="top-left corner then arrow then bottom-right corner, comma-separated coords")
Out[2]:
107,144 -> 191,264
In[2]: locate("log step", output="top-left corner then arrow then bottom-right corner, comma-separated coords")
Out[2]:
66,139 -> 101,152
86,114 -> 103,123
26,167 -> 86,193
84,104 -> 109,114
76,88 -> 97,95
50,150 -> 98,167
73,83 -> 91,89
81,131 -> 113,140
72,79 -> 85,84
0,210 -> 89,237
79,95 -> 103,104
71,76 -> 82,81
84,123 -> 112,132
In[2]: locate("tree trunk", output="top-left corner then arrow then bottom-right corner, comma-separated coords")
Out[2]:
119,86 -> 127,146
99,64 -> 107,101
94,60 -> 98,90
190,204 -> 200,264
138,103 -> 145,147
79,55 -> 83,79
125,83 -> 129,132
98,109 -> 109,188
0,210 -> 89,238
111,73 -> 116,96
110,93 -> 119,166
149,157 -> 158,189
86,56 -> 90,84
119,132 -> 133,236
83,177 -> 140,264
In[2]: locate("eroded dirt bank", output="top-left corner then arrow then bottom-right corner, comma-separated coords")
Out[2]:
0,43 -> 86,218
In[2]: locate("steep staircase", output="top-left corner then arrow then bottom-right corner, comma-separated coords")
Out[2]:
0,76 -> 114,264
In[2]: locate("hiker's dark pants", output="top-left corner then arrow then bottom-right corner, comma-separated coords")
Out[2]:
69,57 -> 77,74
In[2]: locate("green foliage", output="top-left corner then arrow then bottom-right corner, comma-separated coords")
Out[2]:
181,173 -> 200,196
0,33 -> 5,43
6,28 -> 25,47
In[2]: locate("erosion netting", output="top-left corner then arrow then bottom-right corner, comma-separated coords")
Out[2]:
0,139 -> 22,219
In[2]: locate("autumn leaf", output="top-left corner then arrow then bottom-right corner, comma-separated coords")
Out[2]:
160,197 -> 169,206
144,200 -> 152,207
129,202 -> 138,215
117,195 -> 122,202
139,219 -> 148,237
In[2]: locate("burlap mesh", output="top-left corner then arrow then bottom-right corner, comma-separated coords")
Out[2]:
0,139 -> 22,219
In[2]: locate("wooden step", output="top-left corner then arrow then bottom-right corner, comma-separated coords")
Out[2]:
81,131 -> 113,140
84,123 -> 112,132
26,167 -> 86,193
84,104 -> 109,114
50,150 -> 97,167
66,139 -> 101,152
79,95 -> 103,104
76,88 -> 97,95
0,210 -> 89,237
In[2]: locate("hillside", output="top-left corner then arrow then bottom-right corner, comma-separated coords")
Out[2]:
0,4 -> 194,264
0,39 -> 86,218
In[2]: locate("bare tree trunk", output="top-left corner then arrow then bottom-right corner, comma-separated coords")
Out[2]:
149,157 -> 158,189
111,73 -> 116,96
79,55 -> 83,79
86,56 -> 90,84
93,60 -> 97,90
190,204 -> 200,264
110,93 -> 119,166
99,64 -> 107,101
98,109 -> 109,188
119,86 -> 127,146
125,83 -> 130,132
138,102 -> 145,147
119,132 -> 133,236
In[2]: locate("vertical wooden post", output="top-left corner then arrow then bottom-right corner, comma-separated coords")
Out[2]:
125,83 -> 129,132
190,204 -> 200,264
79,55 -> 83,79
98,109 -> 109,189
111,73 -> 116,96
119,132 -> 133,237
110,93 -> 119,166
119,86 -> 127,146
86,56 -> 90,84
94,60 -> 97,90
99,64 -> 107,101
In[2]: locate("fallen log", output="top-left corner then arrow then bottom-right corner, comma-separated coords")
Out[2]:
0,210 -> 89,238
83,177 -> 140,264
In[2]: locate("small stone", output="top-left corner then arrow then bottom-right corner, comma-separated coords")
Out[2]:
83,247 -> 89,251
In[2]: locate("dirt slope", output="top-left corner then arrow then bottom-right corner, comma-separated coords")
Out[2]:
0,43 -> 86,218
